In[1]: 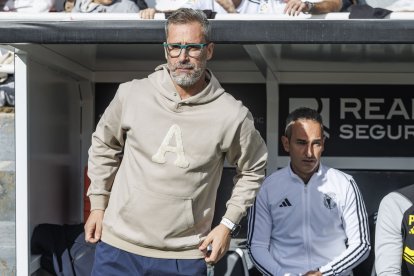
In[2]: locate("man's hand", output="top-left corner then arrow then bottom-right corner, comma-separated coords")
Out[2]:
199,224 -> 232,264
284,0 -> 307,16
303,270 -> 322,276
84,209 -> 105,243
139,8 -> 156,19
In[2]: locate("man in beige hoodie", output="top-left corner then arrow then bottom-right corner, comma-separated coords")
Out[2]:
85,8 -> 267,275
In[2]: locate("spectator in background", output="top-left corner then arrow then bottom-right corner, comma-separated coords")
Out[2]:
140,0 -> 241,18
72,0 -> 140,12
182,0 -> 342,16
1,0 -> 55,12
0,50 -> 14,107
375,184 -> 414,275
153,0 -> 238,14
71,0 -> 157,17
248,107 -> 370,275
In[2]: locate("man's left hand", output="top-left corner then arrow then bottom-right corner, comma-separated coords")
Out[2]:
199,224 -> 232,264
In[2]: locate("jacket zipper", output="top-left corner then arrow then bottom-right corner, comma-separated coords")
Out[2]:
304,184 -> 312,270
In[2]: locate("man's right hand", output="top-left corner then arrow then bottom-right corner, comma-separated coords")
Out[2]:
84,209 -> 105,243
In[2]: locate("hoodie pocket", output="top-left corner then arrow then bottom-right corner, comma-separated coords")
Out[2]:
113,186 -> 199,250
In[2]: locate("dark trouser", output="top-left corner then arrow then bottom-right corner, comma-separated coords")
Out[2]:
92,241 -> 207,276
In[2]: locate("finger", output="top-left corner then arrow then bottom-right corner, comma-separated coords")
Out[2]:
205,244 -> 219,263
144,12 -> 151,19
289,1 -> 301,15
284,3 -> 292,14
296,3 -> 305,15
94,220 -> 102,241
85,229 -> 91,242
286,3 -> 297,15
199,236 -> 213,251
85,225 -> 95,242
290,3 -> 298,15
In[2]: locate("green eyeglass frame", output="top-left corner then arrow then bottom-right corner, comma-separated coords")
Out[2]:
163,43 -> 210,57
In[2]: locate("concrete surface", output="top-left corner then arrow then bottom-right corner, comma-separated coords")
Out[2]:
0,112 -> 15,276
0,113 -> 14,161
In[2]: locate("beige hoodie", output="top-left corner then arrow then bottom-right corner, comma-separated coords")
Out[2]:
87,64 -> 268,259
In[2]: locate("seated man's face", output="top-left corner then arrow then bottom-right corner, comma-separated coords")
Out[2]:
93,0 -> 114,5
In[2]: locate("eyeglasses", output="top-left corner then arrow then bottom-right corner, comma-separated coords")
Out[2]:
163,43 -> 209,58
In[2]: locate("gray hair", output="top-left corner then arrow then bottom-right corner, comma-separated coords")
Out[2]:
165,8 -> 211,42
284,107 -> 324,139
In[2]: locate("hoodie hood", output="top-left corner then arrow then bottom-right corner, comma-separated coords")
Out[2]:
148,64 -> 225,105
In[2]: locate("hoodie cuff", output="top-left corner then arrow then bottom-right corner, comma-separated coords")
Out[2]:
223,205 -> 244,224
89,194 -> 109,211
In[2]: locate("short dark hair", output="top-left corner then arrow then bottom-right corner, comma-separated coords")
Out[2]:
165,8 -> 211,42
284,107 -> 324,139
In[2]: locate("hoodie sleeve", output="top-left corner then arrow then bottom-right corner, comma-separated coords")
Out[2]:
223,111 -> 268,224
318,178 -> 371,276
87,83 -> 129,211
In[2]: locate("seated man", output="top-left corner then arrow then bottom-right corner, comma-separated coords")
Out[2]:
248,107 -> 370,276
375,184 -> 414,275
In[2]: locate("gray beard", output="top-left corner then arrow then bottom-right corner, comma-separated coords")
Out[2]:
171,67 -> 203,87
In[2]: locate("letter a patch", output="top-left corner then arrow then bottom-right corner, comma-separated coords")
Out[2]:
152,124 -> 190,168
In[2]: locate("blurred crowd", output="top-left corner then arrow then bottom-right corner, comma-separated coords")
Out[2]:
0,48 -> 14,108
0,0 -> 413,17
